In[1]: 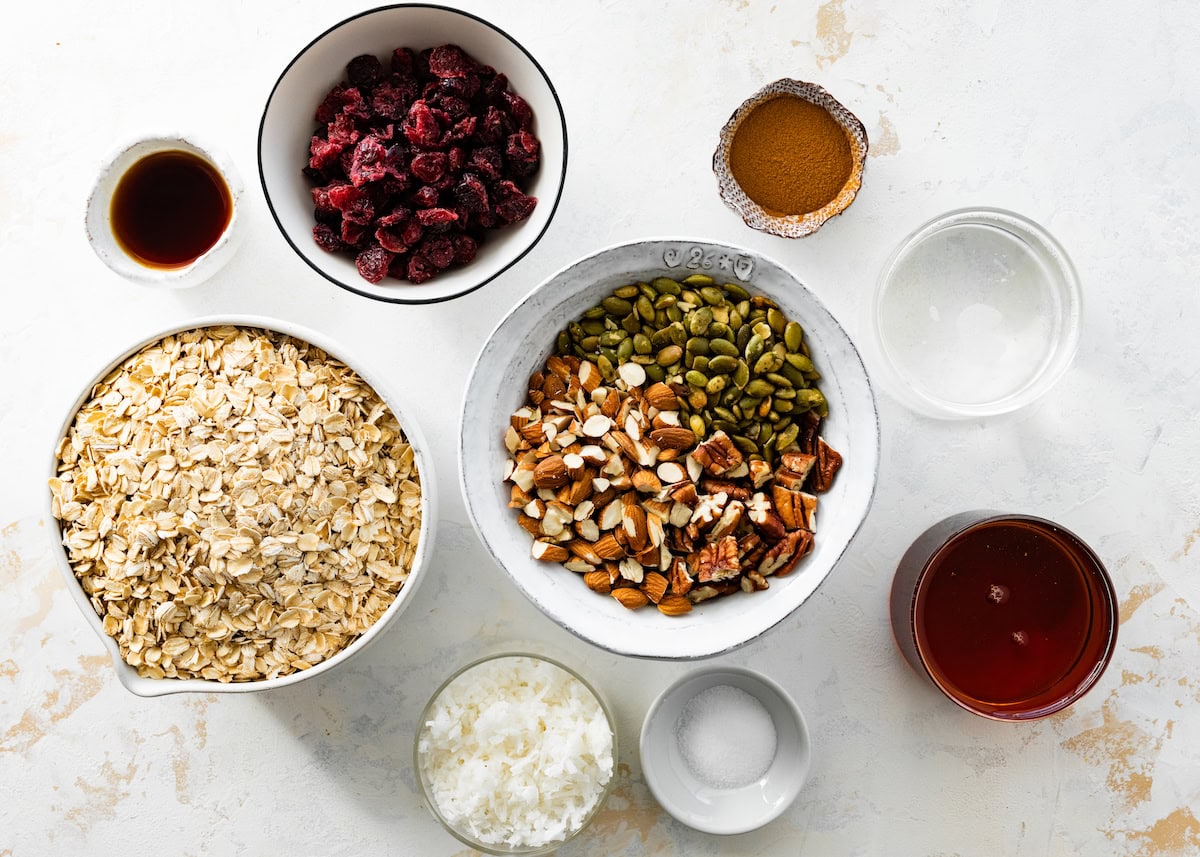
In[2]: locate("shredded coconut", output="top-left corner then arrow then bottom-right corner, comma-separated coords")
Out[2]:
417,656 -> 614,848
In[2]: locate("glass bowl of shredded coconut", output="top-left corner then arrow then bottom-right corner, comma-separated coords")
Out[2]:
415,653 -> 617,854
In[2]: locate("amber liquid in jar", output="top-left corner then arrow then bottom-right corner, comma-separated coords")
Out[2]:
893,514 -> 1116,719
110,150 -> 231,268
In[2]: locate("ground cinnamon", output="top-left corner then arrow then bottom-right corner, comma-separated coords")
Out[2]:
728,95 -> 853,216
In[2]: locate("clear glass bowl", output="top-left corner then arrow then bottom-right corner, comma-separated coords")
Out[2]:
414,652 -> 618,855
873,208 -> 1081,418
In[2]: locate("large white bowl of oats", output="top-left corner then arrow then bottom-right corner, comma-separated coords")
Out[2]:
47,317 -> 435,696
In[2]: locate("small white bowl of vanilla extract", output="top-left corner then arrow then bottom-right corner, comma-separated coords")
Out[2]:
86,134 -> 243,288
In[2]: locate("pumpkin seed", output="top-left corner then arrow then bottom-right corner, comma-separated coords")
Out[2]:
657,344 -> 683,366
733,360 -> 750,389
705,375 -> 728,395
614,284 -> 639,299
709,338 -> 739,358
707,355 -> 738,374
603,297 -> 633,315
685,370 -> 708,388
745,379 -> 775,398
767,307 -> 786,334
688,306 -> 714,336
682,273 -> 714,286
784,321 -> 804,352
724,282 -> 750,301
744,334 -> 764,367
617,338 -> 634,362
653,277 -> 682,294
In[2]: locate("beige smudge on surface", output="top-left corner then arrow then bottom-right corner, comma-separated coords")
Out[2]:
872,114 -> 900,156
1121,807 -> 1200,857
1061,690 -> 1160,809
583,763 -> 675,853
0,660 -> 18,679
64,759 -> 138,830
1120,581 -> 1165,623
1131,645 -> 1163,660
0,521 -> 22,583
15,566 -> 62,635
815,0 -> 853,67
0,654 -> 110,754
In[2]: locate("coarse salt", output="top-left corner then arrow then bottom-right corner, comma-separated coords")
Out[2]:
676,684 -> 776,789
417,656 -> 614,848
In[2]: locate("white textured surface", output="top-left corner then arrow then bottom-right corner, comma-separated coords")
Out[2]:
2,1 -> 1199,855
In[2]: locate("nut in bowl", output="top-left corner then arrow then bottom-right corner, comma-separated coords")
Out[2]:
460,239 -> 879,659
46,317 -> 436,696
258,4 -> 567,304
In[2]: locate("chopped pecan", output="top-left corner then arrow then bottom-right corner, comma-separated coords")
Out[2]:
696,535 -> 740,583
772,485 -> 818,532
690,491 -> 728,530
690,430 -> 744,476
668,556 -> 693,595
746,492 -> 787,542
758,529 -> 814,577
748,460 -> 773,489
777,451 -> 817,485
813,438 -> 843,493
670,482 -> 699,507
708,500 -> 745,542
699,478 -> 751,501
797,411 -> 821,455
737,531 -> 768,570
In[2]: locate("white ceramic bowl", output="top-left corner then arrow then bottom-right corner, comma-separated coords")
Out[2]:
46,315 -> 437,697
85,134 -> 244,288
460,238 -> 879,659
640,666 -> 811,834
258,4 -> 567,304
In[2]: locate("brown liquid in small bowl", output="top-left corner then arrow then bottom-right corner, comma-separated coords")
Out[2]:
110,150 -> 232,269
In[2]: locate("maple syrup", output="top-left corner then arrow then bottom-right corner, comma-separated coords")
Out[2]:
110,150 -> 231,269
891,513 -> 1116,720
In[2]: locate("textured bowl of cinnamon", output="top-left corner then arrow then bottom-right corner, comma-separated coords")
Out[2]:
714,79 -> 868,238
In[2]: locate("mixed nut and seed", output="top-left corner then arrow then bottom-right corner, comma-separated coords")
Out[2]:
503,275 -> 842,614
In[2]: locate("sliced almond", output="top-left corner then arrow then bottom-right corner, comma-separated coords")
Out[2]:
656,461 -> 686,484
612,587 -> 649,610
531,540 -> 569,562
582,414 -> 613,438
618,362 -> 647,388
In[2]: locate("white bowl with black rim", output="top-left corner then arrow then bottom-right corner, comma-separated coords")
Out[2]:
460,238 -> 879,660
46,316 -> 437,696
258,4 -> 567,304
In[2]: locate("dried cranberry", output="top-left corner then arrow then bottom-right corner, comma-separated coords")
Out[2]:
503,92 -> 534,130
328,184 -> 374,224
416,207 -> 458,226
428,44 -> 474,78
391,47 -> 416,75
411,185 -> 440,208
303,43 -> 543,284
327,112 -> 362,147
478,106 -> 509,144
401,219 -> 424,246
454,174 -> 489,213
376,225 -> 408,253
403,100 -> 443,149
375,205 -> 412,228
492,180 -> 537,224
406,254 -> 437,284
341,219 -> 367,245
451,234 -> 478,265
347,54 -> 384,90
372,81 -> 412,121
410,152 -> 447,184
505,131 -> 541,177
356,244 -> 393,283
468,146 -> 503,181
313,223 -> 344,253
417,236 -> 455,269
349,136 -> 390,187
309,136 -> 344,171
448,115 -> 477,143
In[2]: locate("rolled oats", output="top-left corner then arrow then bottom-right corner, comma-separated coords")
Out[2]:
49,326 -> 422,682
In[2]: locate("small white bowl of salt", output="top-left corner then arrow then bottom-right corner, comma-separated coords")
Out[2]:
639,666 -> 811,834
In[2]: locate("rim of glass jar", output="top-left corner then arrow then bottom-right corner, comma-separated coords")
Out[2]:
872,207 -> 1083,419
413,651 -> 619,855
908,513 -> 1118,721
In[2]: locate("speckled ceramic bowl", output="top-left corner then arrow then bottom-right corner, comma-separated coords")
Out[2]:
46,316 -> 437,697
259,4 -> 567,304
714,79 -> 868,239
459,238 -> 879,660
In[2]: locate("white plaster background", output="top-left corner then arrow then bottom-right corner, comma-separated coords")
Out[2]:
2,0 -> 1198,854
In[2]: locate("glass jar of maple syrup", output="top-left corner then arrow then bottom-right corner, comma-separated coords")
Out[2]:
86,135 -> 243,288
890,512 -> 1117,720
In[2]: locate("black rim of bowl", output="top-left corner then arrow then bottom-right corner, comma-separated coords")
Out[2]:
257,2 -> 569,305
